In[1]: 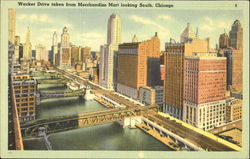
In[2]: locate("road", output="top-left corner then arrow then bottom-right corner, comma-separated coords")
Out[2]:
146,114 -> 236,151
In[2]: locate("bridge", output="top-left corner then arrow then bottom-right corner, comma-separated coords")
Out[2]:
34,66 -> 241,151
20,105 -> 158,137
36,78 -> 69,84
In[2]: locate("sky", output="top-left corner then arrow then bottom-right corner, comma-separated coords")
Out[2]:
16,8 -> 243,51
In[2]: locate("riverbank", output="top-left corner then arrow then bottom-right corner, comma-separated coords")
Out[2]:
136,123 -> 180,151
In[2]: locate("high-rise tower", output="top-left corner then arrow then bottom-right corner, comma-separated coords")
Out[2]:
59,27 -> 71,69
23,27 -> 32,60
180,23 -> 196,43
229,20 -> 243,49
99,14 -> 121,90
52,31 -> 58,65
8,9 -> 16,44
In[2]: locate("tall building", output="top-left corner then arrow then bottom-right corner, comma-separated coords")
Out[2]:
23,27 -> 32,60
81,47 -> 91,62
8,9 -> 16,44
71,45 -> 80,66
229,20 -> 243,49
52,31 -> 58,65
180,23 -> 197,43
164,26 -> 209,119
183,53 -> 227,130
14,36 -> 20,61
116,33 -> 160,99
224,48 -> 242,92
99,14 -> 121,90
59,27 -> 71,69
12,74 -> 37,122
219,32 -> 229,49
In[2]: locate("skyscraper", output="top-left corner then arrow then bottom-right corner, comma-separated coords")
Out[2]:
229,20 -> 243,49
183,53 -> 227,130
116,33 -> 160,99
180,23 -> 196,43
59,27 -> 71,69
99,14 -> 121,90
52,31 -> 58,65
219,32 -> 229,49
164,24 -> 209,119
8,9 -> 16,44
23,27 -> 32,60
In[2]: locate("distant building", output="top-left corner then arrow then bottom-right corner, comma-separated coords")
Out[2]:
81,47 -> 91,62
52,31 -> 58,65
8,9 -> 16,44
183,53 -> 227,130
180,23 -> 197,43
116,33 -> 160,99
71,45 -> 80,66
59,27 -> 71,69
12,74 -> 37,122
224,48 -> 242,93
164,36 -> 210,119
229,20 -> 243,49
23,27 -> 32,60
139,86 -> 164,110
99,13 -> 121,90
219,32 -> 229,49
226,97 -> 242,123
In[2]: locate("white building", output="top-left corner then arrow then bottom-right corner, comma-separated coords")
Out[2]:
52,31 -> 58,65
59,27 -> 71,69
99,14 -> 121,90
183,100 -> 227,131
23,27 -> 32,60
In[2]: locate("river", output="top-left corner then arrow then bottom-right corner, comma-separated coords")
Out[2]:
23,71 -> 172,151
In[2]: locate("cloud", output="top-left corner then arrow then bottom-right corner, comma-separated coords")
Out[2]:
17,14 -> 53,23
200,17 -> 230,32
130,15 -> 169,37
157,15 -> 173,21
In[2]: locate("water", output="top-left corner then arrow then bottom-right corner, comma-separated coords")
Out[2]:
23,71 -> 172,151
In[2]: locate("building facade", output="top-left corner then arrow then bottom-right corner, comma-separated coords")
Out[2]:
219,32 -> 229,49
23,27 -> 32,60
226,97 -> 242,123
139,86 -> 164,109
183,53 -> 227,130
59,27 -> 71,69
229,20 -> 243,49
52,31 -> 58,65
224,48 -> 242,93
8,8 -> 16,44
12,74 -> 37,122
116,33 -> 160,99
164,37 -> 209,119
99,14 -> 121,90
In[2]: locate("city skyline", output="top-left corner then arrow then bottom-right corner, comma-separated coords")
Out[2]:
16,9 -> 243,51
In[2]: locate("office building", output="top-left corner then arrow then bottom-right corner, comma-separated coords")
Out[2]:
99,14 -> 121,90
219,32 -> 229,49
226,97 -> 242,123
12,74 -> 37,122
183,53 -> 227,130
224,48 -> 242,93
139,86 -> 164,110
164,36 -> 209,119
8,9 -> 16,44
71,45 -> 80,66
52,31 -> 58,65
229,20 -> 243,49
81,47 -> 91,62
116,33 -> 160,99
23,27 -> 32,60
59,27 -> 71,69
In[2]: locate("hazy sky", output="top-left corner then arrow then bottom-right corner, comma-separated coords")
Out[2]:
16,8 -> 243,51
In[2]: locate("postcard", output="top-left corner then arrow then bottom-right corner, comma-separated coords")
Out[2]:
0,0 -> 249,158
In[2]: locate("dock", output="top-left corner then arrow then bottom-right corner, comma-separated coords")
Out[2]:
94,97 -> 114,108
136,123 -> 181,151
